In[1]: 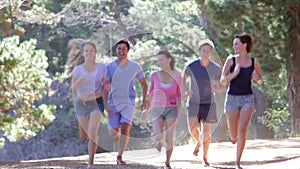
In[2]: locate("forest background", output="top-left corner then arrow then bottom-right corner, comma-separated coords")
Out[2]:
0,0 -> 299,161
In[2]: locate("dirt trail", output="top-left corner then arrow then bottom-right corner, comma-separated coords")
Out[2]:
1,138 -> 299,169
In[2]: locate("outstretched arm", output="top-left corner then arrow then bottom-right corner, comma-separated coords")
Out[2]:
139,77 -> 148,110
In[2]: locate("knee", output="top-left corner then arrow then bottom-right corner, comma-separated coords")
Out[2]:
165,133 -> 174,144
230,136 -> 238,144
109,129 -> 120,143
189,126 -> 196,135
202,133 -> 211,143
120,123 -> 131,135
165,136 -> 174,149
88,131 -> 99,142
154,134 -> 164,141
80,134 -> 88,142
188,124 -> 199,137
238,132 -> 247,140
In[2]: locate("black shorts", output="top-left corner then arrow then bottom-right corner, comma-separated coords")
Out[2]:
187,102 -> 217,123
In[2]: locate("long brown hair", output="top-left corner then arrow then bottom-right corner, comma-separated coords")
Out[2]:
157,49 -> 175,70
66,39 -> 97,73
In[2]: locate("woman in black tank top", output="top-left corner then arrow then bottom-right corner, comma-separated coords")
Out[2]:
220,33 -> 263,169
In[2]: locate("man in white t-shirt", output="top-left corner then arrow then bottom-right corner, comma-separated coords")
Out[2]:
103,39 -> 148,165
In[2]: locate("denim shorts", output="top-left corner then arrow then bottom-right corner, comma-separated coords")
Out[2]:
225,94 -> 254,112
150,107 -> 178,120
75,97 -> 104,117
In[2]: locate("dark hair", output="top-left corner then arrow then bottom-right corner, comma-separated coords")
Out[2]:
157,49 -> 176,70
116,39 -> 130,50
66,39 -> 97,73
234,33 -> 253,53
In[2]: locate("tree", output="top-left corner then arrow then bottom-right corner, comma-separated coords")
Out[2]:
127,0 -> 230,142
0,36 -> 55,148
286,1 -> 300,137
197,0 -> 300,137
0,0 -> 60,147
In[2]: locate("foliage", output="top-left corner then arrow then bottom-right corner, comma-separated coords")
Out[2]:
204,0 -> 287,71
127,0 -> 205,105
0,0 -> 294,152
0,0 -> 61,37
129,0 -> 206,59
198,0 -> 294,137
258,67 -> 290,138
0,36 -> 55,144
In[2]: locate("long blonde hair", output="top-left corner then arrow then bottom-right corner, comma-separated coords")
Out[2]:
66,38 -> 97,73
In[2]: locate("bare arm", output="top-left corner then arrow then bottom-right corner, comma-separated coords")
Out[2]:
142,91 -> 153,118
182,73 -> 192,98
103,80 -> 111,113
220,57 -> 240,86
139,77 -> 148,110
176,73 -> 183,115
253,58 -> 263,85
70,76 -> 84,94
213,80 -> 226,93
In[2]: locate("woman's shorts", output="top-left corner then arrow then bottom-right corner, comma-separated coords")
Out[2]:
224,94 -> 254,112
187,102 -> 217,123
75,97 -> 104,117
150,107 -> 178,120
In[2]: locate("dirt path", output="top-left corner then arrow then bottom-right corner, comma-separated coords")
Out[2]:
1,138 -> 299,169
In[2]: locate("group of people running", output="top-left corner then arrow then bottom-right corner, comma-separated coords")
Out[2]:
67,33 -> 263,169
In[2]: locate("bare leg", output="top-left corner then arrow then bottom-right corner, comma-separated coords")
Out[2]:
165,116 -> 177,167
236,107 -> 253,168
116,123 -> 131,164
152,118 -> 165,152
188,116 -> 201,156
201,121 -> 211,166
78,116 -> 89,142
109,128 -> 120,145
87,112 -> 103,167
225,110 -> 240,144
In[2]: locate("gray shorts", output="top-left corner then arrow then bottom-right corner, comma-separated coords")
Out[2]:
150,107 -> 178,120
225,94 -> 254,112
75,97 -> 104,117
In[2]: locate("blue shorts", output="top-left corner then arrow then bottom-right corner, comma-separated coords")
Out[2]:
225,94 -> 254,112
187,102 -> 217,123
75,97 -> 104,117
108,103 -> 135,129
150,107 -> 178,120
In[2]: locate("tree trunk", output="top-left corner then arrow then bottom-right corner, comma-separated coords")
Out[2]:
211,91 -> 227,142
251,85 -> 273,139
287,2 -> 300,137
197,0 -> 217,40
288,72 -> 300,137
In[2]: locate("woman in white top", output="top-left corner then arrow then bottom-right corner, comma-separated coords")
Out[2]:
68,39 -> 106,169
